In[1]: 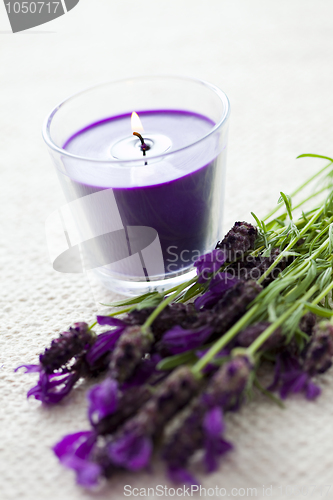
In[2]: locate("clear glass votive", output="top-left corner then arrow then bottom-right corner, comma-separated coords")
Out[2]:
42,76 -> 230,296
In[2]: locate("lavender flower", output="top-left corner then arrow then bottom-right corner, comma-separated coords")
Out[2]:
109,326 -> 154,383
108,430 -> 153,471
224,249 -> 288,286
195,272 -> 240,311
203,406 -> 233,473
193,221 -> 257,286
216,221 -> 257,262
39,322 -> 95,374
53,431 -> 100,488
303,321 -> 333,375
26,369 -> 82,404
157,325 -> 213,355
203,355 -> 252,409
107,366 -> 200,471
85,329 -> 123,368
210,280 -> 262,339
53,361 -> 159,480
94,385 -> 153,436
87,378 -> 119,425
194,249 -> 227,283
162,357 -> 252,482
299,312 -> 317,337
268,352 -> 321,400
15,359 -> 85,404
15,319 -> 126,405
268,321 -> 333,401
236,322 -> 284,351
127,303 -> 210,343
88,354 -> 163,432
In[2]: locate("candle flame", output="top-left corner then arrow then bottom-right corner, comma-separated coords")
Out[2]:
131,111 -> 144,133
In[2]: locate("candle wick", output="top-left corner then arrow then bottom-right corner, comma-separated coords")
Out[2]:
133,132 -> 150,157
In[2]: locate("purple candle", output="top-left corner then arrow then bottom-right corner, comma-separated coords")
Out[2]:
43,77 -> 230,295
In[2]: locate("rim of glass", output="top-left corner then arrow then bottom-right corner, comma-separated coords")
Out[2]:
42,75 -> 230,165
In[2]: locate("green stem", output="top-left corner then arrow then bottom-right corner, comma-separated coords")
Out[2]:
246,285 -> 318,356
257,206 -> 325,285
247,279 -> 333,356
141,276 -> 197,333
311,280 -> 333,305
191,303 -> 260,375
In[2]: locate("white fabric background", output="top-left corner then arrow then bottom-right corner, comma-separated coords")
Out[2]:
1,1 -> 333,499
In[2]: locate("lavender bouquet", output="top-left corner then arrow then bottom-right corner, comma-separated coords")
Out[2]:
16,153 -> 333,487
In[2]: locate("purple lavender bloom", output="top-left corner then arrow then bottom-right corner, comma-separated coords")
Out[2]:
203,406 -> 233,472
122,353 -> 163,389
87,378 -> 119,425
108,430 -> 153,471
96,316 -> 128,328
159,325 -> 213,354
268,352 -> 321,401
162,357 -> 251,482
280,371 -> 321,400
16,318 -> 134,406
236,322 -> 283,351
94,385 -> 153,437
107,367 -> 199,472
209,280 -> 262,340
15,323 -> 101,405
27,370 -> 81,404
109,326 -> 154,384
194,249 -> 227,283
88,355 -> 163,434
216,221 -> 258,262
85,328 -> 124,367
39,322 -> 95,374
195,272 -> 240,310
268,321 -> 333,400
303,321 -> 333,375
53,431 -> 100,488
224,249 -> 288,286
85,315 -> 130,368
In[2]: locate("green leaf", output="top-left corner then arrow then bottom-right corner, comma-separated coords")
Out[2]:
278,192 -> 293,220
329,224 -> 333,254
318,268 -> 332,292
181,282 -> 206,302
284,305 -> 304,342
251,212 -> 262,229
297,153 -> 333,162
282,251 -> 301,257
285,261 -> 317,302
267,302 -> 277,322
132,293 -> 164,311
302,302 -> 333,318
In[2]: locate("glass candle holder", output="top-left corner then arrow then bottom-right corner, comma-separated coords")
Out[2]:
43,76 -> 230,296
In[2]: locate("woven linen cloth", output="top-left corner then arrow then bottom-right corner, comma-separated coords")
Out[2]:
1,1 -> 333,499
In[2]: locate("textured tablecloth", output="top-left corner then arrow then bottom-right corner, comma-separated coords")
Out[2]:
1,1 -> 333,499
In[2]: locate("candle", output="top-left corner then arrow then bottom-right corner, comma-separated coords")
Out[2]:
43,77 -> 230,295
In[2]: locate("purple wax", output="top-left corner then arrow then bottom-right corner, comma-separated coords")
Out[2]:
60,110 -> 225,279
